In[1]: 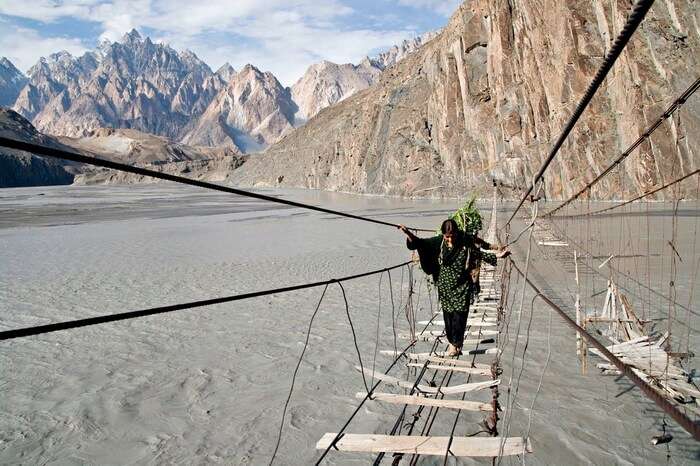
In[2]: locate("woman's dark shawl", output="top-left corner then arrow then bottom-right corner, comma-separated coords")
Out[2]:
406,232 -> 496,281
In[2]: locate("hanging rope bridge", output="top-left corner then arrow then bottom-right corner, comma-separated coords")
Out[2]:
2,0 -> 699,463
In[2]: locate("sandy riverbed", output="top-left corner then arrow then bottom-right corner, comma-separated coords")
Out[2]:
0,184 -> 698,465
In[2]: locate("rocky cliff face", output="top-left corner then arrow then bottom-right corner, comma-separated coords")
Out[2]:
232,0 -> 699,200
0,58 -> 28,107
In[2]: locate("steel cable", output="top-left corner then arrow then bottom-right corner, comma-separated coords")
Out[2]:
0,261 -> 411,341
0,136 -> 434,233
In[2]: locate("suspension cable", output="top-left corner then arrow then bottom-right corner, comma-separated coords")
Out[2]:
545,77 -> 700,217
504,0 -> 655,228
564,168 -> 699,217
0,136 -> 434,233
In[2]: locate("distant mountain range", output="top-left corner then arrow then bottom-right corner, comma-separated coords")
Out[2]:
0,107 -> 244,188
1,29 -> 436,155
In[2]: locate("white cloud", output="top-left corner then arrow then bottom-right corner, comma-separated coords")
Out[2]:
396,0 -> 461,16
0,0 -> 101,23
0,22 -> 88,73
0,0 -> 420,85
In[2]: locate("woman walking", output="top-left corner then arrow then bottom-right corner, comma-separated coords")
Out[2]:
399,219 -> 507,356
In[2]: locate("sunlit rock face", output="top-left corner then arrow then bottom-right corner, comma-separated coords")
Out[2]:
232,1 -> 699,200
181,64 -> 297,153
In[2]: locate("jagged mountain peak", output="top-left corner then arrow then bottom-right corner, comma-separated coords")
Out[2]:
1,56 -> 20,70
182,62 -> 296,152
45,50 -> 74,63
179,49 -> 205,66
121,28 -> 142,44
289,31 -> 438,122
238,63 -> 263,76
5,25 -> 440,157
215,63 -> 236,82
370,30 -> 439,70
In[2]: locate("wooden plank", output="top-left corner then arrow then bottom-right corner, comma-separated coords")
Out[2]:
379,348 -> 500,358
411,329 -> 445,335
399,335 -> 497,344
316,434 -> 532,457
538,241 -> 568,246
407,363 -> 491,375
664,380 -> 700,398
356,392 -> 492,411
402,354 -> 491,368
418,317 -> 497,325
604,336 -> 651,351
467,329 -> 499,336
596,363 -> 687,378
355,367 -> 499,394
429,309 -> 497,316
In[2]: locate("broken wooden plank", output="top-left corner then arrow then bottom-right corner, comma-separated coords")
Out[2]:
316,433 -> 532,457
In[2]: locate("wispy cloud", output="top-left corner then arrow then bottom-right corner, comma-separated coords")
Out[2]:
0,20 -> 88,73
0,0 -> 452,84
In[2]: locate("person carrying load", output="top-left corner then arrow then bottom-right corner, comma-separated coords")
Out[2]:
398,216 -> 508,356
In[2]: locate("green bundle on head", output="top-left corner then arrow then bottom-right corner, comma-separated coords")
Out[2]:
440,195 -> 482,235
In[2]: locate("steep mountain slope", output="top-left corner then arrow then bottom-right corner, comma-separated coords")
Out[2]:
291,32 -> 438,122
291,59 -> 382,123
65,128 -> 245,185
232,0 -> 699,200
370,31 -> 440,70
0,108 -> 75,187
181,65 -> 296,152
0,58 -> 28,107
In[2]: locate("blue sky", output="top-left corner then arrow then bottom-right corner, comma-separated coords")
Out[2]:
0,0 -> 461,85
